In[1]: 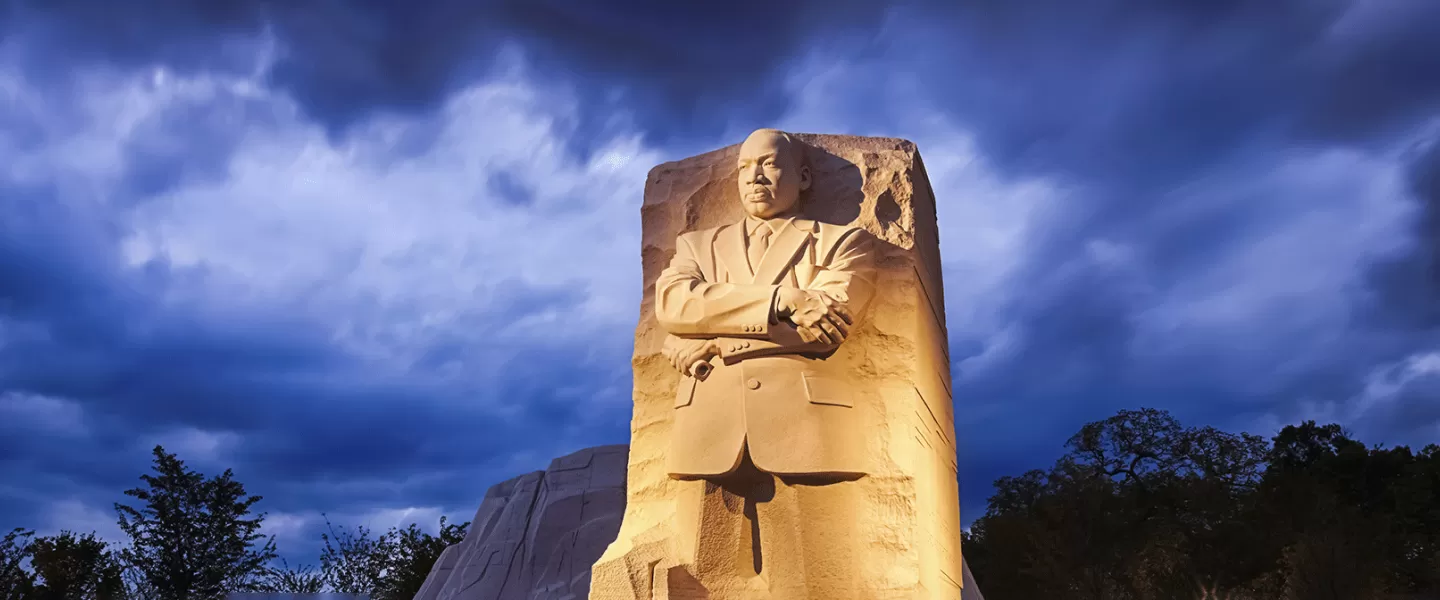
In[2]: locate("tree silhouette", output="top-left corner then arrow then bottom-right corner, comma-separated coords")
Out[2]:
318,514 -> 467,600
966,409 -> 1440,600
376,517 -> 466,600
28,530 -> 125,600
318,515 -> 391,596
114,445 -> 276,600
0,528 -> 35,600
255,558 -> 324,595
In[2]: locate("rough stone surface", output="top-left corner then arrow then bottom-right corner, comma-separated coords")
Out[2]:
411,445 -> 629,600
410,443 -> 984,600
588,133 -> 967,599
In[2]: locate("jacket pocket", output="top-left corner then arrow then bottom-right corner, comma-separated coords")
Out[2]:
674,376 -> 698,408
802,373 -> 853,407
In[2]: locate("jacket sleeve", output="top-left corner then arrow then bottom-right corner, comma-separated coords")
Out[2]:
715,228 -> 879,360
807,226 -> 878,317
715,324 -> 835,360
655,232 -> 777,338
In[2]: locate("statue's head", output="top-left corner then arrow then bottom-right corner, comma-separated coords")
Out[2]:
736,128 -> 811,220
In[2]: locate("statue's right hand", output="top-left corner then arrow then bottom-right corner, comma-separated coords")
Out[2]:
777,288 -> 852,345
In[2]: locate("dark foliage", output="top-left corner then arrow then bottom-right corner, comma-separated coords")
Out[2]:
379,518 -> 467,600
28,531 -> 125,600
113,445 -> 277,600
318,515 -> 391,596
0,529 -> 35,600
966,409 -> 1440,600
6,445 -> 468,600
318,515 -> 467,600
254,558 -> 324,595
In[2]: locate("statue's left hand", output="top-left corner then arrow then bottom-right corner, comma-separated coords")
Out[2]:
661,336 -> 720,376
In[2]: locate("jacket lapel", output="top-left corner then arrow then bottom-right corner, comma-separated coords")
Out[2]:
714,222 -> 750,282
753,218 -> 814,285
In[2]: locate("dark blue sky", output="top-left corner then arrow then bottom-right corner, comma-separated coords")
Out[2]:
2,0 -> 1439,561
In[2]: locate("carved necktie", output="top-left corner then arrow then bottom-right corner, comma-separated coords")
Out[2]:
747,223 -> 772,274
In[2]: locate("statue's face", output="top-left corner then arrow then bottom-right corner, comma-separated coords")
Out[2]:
736,130 -> 811,219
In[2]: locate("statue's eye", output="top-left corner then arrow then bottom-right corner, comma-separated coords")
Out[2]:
764,160 -> 776,167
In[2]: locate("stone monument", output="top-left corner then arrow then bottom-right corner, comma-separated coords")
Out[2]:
589,130 -> 964,599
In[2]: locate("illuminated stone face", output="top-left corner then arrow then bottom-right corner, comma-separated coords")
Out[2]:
734,128 -> 811,221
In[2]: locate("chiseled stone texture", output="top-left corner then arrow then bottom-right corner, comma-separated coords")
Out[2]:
411,445 -> 629,600
409,444 -> 984,600
589,134 -> 966,599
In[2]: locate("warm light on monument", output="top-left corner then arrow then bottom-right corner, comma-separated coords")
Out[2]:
591,129 -> 968,599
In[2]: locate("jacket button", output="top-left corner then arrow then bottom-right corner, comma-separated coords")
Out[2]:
746,378 -> 761,390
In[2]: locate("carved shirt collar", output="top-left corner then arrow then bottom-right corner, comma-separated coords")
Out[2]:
745,215 -> 787,238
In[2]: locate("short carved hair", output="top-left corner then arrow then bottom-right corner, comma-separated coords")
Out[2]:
753,128 -> 808,170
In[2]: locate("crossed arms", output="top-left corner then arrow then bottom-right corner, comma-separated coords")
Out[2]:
654,228 -> 877,374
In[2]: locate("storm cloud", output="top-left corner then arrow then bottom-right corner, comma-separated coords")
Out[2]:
1,0 -> 1437,561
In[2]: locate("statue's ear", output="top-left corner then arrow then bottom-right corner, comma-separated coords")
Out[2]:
799,164 -> 812,192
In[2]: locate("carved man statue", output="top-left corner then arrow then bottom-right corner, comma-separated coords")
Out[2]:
648,128 -> 879,596
590,128 -> 966,599
656,128 -> 878,480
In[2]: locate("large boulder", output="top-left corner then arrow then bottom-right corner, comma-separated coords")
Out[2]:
413,445 -> 629,600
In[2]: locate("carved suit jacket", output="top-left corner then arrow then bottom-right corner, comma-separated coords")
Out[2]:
655,217 -> 878,479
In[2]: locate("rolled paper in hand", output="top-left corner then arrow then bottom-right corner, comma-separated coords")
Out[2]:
689,360 -> 713,381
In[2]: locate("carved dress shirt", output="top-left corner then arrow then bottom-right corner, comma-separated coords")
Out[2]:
746,216 -> 786,322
